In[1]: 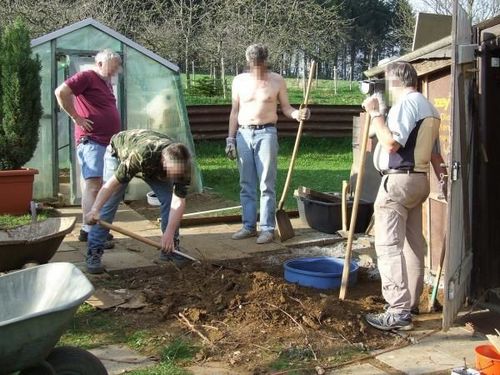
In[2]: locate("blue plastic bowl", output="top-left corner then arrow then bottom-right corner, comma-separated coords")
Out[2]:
283,257 -> 359,290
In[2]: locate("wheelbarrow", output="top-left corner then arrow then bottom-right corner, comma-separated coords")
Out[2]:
0,217 -> 76,272
0,262 -> 107,374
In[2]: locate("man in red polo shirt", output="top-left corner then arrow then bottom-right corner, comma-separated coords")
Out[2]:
55,49 -> 122,246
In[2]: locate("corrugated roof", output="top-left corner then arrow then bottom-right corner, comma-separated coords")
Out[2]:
31,18 -> 179,73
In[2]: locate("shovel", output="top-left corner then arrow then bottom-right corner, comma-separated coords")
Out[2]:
276,61 -> 316,242
98,220 -> 200,263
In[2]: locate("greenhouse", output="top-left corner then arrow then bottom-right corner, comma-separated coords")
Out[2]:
28,18 -> 202,203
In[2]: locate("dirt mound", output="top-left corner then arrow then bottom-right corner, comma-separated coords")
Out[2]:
98,258 -> 400,372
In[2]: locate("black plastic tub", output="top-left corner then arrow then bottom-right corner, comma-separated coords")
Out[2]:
295,194 -> 373,234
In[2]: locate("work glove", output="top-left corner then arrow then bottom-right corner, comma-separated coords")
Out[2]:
292,107 -> 311,121
373,92 -> 387,115
225,137 -> 237,160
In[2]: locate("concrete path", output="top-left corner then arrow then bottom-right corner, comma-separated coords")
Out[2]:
53,204 -> 342,274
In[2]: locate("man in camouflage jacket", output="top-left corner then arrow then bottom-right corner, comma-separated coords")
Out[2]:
85,129 -> 192,274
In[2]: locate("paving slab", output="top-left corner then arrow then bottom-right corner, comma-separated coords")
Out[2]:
57,242 -> 78,252
180,223 -> 287,261
327,363 -> 388,374
186,361 -> 251,375
376,327 -> 489,374
51,250 -> 85,263
102,251 -> 156,273
89,344 -> 156,374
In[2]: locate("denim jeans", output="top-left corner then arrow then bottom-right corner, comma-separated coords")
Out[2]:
236,126 -> 278,232
87,146 -> 178,255
76,140 -> 107,179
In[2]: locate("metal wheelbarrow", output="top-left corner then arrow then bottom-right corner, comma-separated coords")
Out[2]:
0,262 -> 107,374
0,217 -> 76,272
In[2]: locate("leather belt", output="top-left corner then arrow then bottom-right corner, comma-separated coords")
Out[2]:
239,123 -> 275,130
380,169 -> 426,176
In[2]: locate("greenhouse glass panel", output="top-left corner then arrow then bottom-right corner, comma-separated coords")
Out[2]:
27,42 -> 54,199
56,25 -> 120,51
124,46 -> 202,198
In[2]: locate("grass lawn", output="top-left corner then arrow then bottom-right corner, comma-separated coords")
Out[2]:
60,304 -> 194,374
194,136 -> 353,210
183,74 -> 363,106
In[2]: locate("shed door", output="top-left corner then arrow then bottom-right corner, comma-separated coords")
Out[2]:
442,4 -> 474,330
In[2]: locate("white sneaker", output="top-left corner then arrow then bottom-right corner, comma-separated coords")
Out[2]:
231,227 -> 257,240
256,231 -> 274,244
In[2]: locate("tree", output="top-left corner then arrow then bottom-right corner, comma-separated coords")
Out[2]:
417,0 -> 500,23
391,0 -> 416,54
0,19 -> 42,170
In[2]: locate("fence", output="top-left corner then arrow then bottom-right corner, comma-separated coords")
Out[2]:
188,104 -> 361,139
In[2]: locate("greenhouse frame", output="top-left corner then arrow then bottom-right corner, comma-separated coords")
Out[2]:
28,18 -> 202,203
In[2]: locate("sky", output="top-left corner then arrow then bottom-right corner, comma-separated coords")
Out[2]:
409,0 -> 428,13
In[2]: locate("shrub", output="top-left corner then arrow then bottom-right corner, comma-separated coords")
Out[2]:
0,19 -> 42,170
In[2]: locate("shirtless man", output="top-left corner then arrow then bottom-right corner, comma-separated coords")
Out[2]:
226,43 -> 309,244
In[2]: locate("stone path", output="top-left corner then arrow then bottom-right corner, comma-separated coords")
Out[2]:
53,204 -> 343,274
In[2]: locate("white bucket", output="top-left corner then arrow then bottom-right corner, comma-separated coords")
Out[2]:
146,191 -> 161,206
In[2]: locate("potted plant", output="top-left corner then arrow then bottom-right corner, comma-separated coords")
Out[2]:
0,19 -> 42,215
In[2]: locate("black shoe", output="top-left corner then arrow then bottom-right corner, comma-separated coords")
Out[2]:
103,240 -> 114,250
79,229 -> 89,242
383,303 -> 419,315
79,229 -> 113,242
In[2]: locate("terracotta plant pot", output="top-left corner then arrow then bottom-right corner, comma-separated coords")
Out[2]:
0,168 -> 39,215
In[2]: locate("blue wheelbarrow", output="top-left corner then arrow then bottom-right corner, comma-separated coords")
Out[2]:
0,262 -> 107,374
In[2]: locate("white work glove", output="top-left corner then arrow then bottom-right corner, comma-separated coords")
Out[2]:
373,92 -> 387,115
362,95 -> 380,115
291,108 -> 311,121
225,137 -> 237,160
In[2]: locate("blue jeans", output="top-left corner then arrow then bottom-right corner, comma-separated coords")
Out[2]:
236,126 -> 278,232
76,140 -> 106,179
88,146 -> 178,255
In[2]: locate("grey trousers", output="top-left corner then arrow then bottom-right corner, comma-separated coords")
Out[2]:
374,173 -> 430,314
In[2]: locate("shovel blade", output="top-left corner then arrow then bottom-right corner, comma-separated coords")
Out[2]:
337,229 -> 349,238
276,209 -> 294,241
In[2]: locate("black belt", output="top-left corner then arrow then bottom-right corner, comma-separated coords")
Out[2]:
380,169 -> 426,176
239,123 -> 275,130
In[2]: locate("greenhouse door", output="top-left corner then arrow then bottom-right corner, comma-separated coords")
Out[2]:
56,52 -> 122,205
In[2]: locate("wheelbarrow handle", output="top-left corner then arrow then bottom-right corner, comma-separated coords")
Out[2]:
98,220 -> 200,263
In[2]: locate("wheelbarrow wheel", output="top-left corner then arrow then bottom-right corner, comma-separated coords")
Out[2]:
19,361 -> 55,375
46,346 -> 108,374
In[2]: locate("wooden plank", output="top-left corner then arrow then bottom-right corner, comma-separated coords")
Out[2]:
296,186 -> 340,203
442,3 -> 473,331
180,211 -> 299,227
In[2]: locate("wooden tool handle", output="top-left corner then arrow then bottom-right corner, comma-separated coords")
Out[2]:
339,112 -> 371,300
278,61 -> 316,210
99,220 -> 199,263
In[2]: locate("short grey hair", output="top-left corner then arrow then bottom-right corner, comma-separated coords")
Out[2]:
385,61 -> 418,88
245,44 -> 268,64
95,48 -> 122,64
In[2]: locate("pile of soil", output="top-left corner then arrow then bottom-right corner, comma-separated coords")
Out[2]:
96,258 -> 404,372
